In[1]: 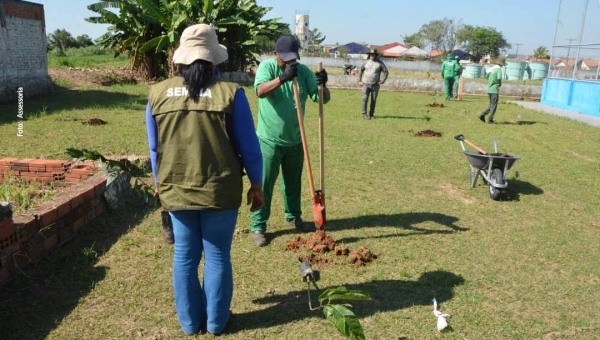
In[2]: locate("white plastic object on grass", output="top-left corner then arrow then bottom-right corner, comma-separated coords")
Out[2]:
432,298 -> 450,331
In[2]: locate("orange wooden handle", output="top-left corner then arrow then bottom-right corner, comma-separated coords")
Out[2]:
464,140 -> 487,154
317,62 -> 325,194
292,78 -> 317,197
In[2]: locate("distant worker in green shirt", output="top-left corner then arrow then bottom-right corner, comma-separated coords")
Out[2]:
251,36 -> 331,247
440,54 -> 460,101
479,57 -> 506,124
453,55 -> 462,99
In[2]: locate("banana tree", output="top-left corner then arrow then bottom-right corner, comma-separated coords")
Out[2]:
87,0 -> 284,78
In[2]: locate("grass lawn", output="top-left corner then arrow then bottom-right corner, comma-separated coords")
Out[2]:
1,71 -> 599,339
48,53 -> 130,69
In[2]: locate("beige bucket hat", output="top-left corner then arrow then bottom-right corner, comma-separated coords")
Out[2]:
172,24 -> 228,65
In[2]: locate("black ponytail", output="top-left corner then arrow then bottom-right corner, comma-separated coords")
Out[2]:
179,59 -> 215,101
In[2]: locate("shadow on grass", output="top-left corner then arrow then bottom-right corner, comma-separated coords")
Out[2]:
268,213 -> 468,244
0,197 -> 158,340
229,270 -> 465,334
0,84 -> 146,125
501,179 -> 544,202
376,116 -> 425,120
496,121 -> 546,126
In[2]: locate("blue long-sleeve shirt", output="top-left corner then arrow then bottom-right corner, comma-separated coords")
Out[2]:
145,88 -> 262,186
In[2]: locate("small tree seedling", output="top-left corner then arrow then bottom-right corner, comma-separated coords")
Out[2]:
315,286 -> 372,340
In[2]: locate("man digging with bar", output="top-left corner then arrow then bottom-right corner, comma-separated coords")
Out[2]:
250,36 -> 331,247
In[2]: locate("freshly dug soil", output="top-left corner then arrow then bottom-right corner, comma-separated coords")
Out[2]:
299,254 -> 335,265
348,246 -> 378,267
412,130 -> 442,137
82,118 -> 107,126
286,231 -> 375,268
426,103 -> 445,108
285,230 -> 338,253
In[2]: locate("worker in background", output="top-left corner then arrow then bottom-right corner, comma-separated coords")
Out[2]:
358,49 -> 388,120
479,57 -> 506,124
440,54 -> 460,101
453,55 -> 462,99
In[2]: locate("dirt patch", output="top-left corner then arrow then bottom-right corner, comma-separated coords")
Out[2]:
299,254 -> 335,265
569,151 -> 598,163
426,103 -> 445,108
412,130 -> 442,137
49,66 -> 140,89
286,230 -> 346,254
82,118 -> 108,126
438,183 -> 476,205
286,230 -> 375,267
543,327 -> 600,339
347,246 -> 378,267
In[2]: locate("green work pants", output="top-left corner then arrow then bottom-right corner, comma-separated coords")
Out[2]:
250,139 -> 304,232
443,76 -> 455,101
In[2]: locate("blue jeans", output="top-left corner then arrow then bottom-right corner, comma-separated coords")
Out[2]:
170,209 -> 238,335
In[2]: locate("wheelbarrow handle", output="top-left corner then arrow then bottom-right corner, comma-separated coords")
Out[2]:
454,134 -> 487,154
464,140 -> 487,155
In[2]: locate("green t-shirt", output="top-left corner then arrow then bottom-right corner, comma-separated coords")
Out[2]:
486,67 -> 503,94
254,58 -> 329,146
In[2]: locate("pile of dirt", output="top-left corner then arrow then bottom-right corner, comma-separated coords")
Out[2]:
81,118 -> 107,126
286,230 -> 374,267
426,103 -> 445,108
348,246 -> 378,268
413,130 -> 442,137
299,254 -> 335,265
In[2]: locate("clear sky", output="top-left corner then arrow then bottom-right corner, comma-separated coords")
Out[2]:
37,0 -> 600,58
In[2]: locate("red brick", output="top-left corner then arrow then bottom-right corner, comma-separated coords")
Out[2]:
58,225 -> 74,243
25,242 -> 44,262
12,214 -> 38,237
43,234 -> 58,251
57,201 -> 71,218
0,158 -> 18,166
95,205 -> 104,217
81,187 -> 95,201
28,159 -> 48,171
86,209 -> 96,223
90,198 -> 101,208
0,219 -> 14,240
73,217 -> 85,231
70,191 -> 84,208
34,206 -> 58,227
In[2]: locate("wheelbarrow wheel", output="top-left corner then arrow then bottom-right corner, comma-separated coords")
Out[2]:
488,168 -> 503,200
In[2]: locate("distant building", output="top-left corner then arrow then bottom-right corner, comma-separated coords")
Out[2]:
295,13 -> 309,52
0,0 -> 53,103
328,42 -> 370,59
379,42 -> 409,58
430,49 -> 472,61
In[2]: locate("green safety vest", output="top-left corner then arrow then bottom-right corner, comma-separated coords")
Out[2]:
148,76 -> 243,211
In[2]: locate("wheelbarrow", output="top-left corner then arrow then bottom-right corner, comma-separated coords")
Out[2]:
454,134 -> 520,200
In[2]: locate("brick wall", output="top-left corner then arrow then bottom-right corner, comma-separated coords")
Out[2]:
0,158 -> 108,284
0,1 -> 52,103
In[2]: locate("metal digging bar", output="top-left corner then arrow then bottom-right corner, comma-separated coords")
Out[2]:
300,261 -> 320,310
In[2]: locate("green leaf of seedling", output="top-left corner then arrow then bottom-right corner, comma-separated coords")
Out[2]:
318,286 -> 372,304
65,148 -> 85,159
323,305 -> 365,340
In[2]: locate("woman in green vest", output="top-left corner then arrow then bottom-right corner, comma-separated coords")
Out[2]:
146,24 -> 264,335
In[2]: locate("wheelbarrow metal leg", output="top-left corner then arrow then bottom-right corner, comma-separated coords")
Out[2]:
469,164 -> 479,188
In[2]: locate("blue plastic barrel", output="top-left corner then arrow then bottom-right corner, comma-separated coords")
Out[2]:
463,64 -> 483,78
529,62 -> 550,80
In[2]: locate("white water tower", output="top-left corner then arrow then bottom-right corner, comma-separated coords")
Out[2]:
295,11 -> 309,52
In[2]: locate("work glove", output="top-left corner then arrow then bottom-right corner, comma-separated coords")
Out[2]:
278,62 -> 298,83
315,69 -> 328,86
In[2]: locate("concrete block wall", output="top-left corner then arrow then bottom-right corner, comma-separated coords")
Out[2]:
0,158 -> 108,285
0,1 -> 53,103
